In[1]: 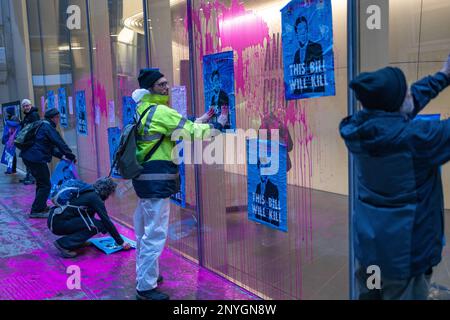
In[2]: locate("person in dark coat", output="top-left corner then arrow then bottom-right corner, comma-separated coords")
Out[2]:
21,108 -> 76,218
48,177 -> 131,258
339,54 -> 450,300
20,99 -> 40,184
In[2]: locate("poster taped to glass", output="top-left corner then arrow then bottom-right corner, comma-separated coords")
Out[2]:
281,0 -> 336,100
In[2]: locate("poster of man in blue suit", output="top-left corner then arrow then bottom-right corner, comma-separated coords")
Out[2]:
47,91 -> 55,109
281,0 -> 335,100
247,140 -> 287,232
107,127 -> 122,178
58,88 -> 68,128
76,91 -> 88,136
203,51 -> 236,131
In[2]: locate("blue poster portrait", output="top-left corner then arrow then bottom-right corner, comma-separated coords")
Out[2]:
47,90 -> 55,109
76,90 -> 88,136
1,101 -> 21,126
247,139 -> 287,232
107,127 -> 122,179
122,96 -> 136,128
1,121 -> 19,173
50,159 -> 79,197
203,51 -> 236,131
281,0 -> 335,100
170,140 -> 186,208
58,88 -> 68,128
90,235 -> 136,255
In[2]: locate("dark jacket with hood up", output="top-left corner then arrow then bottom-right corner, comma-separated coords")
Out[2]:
340,72 -> 450,279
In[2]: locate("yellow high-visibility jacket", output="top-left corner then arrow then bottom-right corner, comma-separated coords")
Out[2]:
132,90 -> 216,199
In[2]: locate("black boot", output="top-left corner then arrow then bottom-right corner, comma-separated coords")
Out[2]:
136,288 -> 170,300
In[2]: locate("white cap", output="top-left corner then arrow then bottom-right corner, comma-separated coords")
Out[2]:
21,99 -> 32,106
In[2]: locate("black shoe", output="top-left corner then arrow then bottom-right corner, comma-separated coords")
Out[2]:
23,179 -> 35,185
157,275 -> 164,284
54,241 -> 78,258
136,288 -> 170,300
29,211 -> 49,219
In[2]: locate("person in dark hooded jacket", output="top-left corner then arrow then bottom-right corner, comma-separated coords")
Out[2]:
20,99 -> 40,184
21,108 -> 76,219
340,54 -> 450,300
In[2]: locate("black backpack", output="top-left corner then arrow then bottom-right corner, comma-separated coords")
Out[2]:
110,105 -> 164,179
14,120 -> 47,151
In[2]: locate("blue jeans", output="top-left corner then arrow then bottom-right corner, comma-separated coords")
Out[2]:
355,261 -> 432,300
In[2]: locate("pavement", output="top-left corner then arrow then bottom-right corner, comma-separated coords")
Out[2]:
0,170 -> 257,300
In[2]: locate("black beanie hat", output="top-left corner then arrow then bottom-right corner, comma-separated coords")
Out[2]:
138,68 -> 164,89
349,67 -> 407,112
45,108 -> 60,119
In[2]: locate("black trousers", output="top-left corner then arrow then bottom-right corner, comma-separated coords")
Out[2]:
49,212 -> 106,250
23,159 -> 50,213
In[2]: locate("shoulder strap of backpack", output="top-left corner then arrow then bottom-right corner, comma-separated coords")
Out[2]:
108,105 -> 155,178
143,134 -> 165,163
135,104 -> 156,130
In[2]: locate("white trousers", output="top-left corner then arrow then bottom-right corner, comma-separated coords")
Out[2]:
134,198 -> 170,291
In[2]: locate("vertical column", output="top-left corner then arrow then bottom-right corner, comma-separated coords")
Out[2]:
359,0 -> 389,71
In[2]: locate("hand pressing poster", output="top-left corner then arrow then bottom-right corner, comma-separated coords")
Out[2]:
122,96 -> 136,128
76,90 -> 88,136
281,0 -> 335,100
247,139 -> 287,232
58,88 -> 68,128
107,127 -> 122,179
203,51 -> 236,131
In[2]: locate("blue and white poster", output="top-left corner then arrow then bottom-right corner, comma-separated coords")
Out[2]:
1,101 -> 21,126
107,127 -> 122,179
76,90 -> 88,136
122,96 -> 136,128
47,90 -> 55,109
415,114 -> 440,121
203,51 -> 236,131
247,139 -> 287,232
281,0 -> 335,100
58,88 -> 68,128
1,123 -> 18,173
90,235 -> 136,255
50,159 -> 79,197
170,141 -> 186,208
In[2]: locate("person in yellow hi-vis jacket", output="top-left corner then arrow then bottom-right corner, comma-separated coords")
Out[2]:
132,69 -> 228,300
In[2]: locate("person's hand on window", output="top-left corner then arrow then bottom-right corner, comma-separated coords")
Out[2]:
441,54 -> 450,78
218,106 -> 229,127
195,108 -> 215,124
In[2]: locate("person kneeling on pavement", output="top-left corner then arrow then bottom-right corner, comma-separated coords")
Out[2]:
48,177 -> 132,258
21,108 -> 76,218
